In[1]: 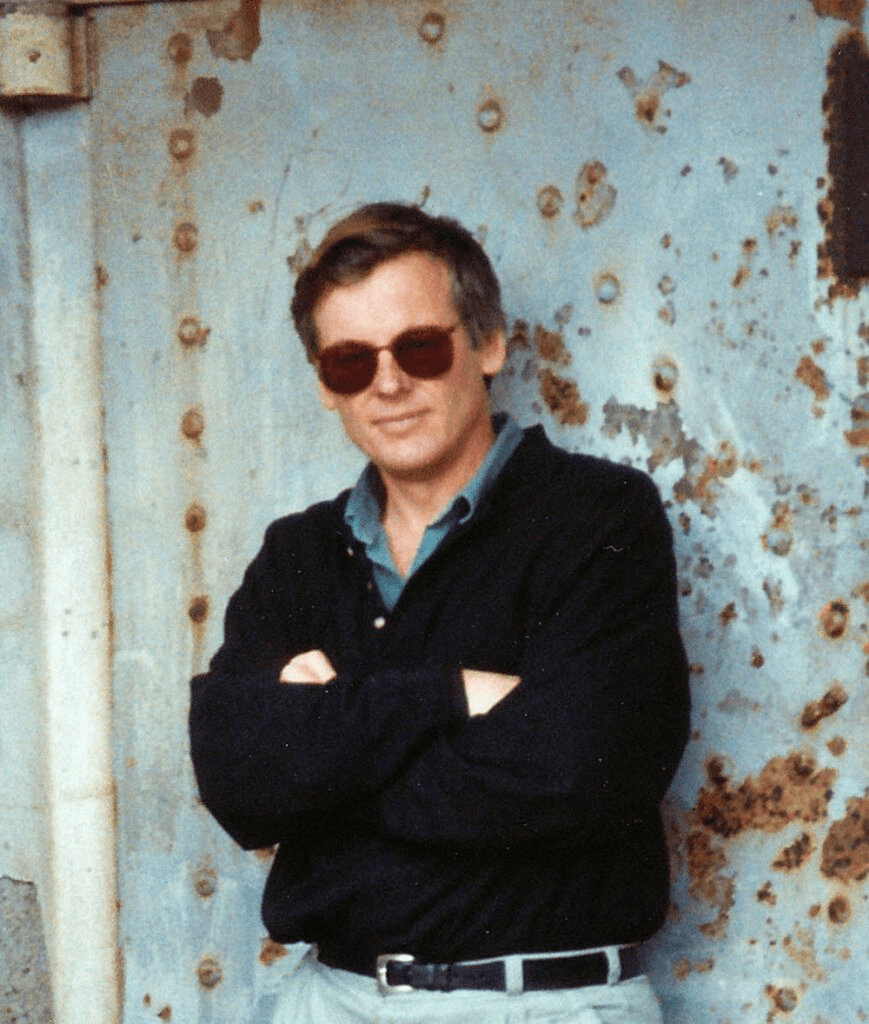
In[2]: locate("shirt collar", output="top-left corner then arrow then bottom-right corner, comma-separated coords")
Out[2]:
344,412 -> 523,539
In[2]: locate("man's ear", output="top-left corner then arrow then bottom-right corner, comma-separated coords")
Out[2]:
480,330 -> 507,378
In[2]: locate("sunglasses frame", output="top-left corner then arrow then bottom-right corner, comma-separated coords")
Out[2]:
316,323 -> 459,396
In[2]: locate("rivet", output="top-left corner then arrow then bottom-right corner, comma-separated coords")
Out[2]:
193,867 -> 218,898
188,596 -> 210,624
537,186 -> 563,219
169,129 -> 195,162
595,272 -> 621,305
181,408 -> 205,441
197,956 -> 222,989
167,33 -> 193,65
177,317 -> 210,349
185,503 -> 207,533
477,99 -> 504,133
174,222 -> 199,254
418,11 -> 446,45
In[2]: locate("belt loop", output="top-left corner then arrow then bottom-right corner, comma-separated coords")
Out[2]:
605,946 -> 621,985
503,954 -> 524,995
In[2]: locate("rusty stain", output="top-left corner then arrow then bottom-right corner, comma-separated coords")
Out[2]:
719,603 -> 737,626
766,205 -> 799,242
828,893 -> 852,922
653,358 -> 678,399
536,185 -> 563,219
718,156 -> 739,182
767,985 -> 799,1017
535,325 -> 570,365
594,271 -> 622,305
167,32 -> 193,65
811,0 -> 866,24
783,925 -> 827,982
762,502 -> 793,556
185,504 -> 207,533
186,77 -> 224,118
178,317 -> 210,348
575,161 -> 616,228
751,647 -> 765,668
538,368 -> 588,425
259,938 -> 288,965
827,735 -> 847,756
248,199 -> 264,213
188,596 -> 210,624
173,222 -> 199,255
254,846 -> 277,861
617,60 -> 690,134
207,0 -> 262,61
684,828 -> 734,938
477,97 -> 504,133
846,392 -> 869,446
197,956 -> 222,989
858,356 -> 869,386
673,957 -> 714,979
418,11 -> 446,45
731,266 -> 750,288
181,408 -> 205,442
169,129 -> 195,162
657,275 -> 676,296
95,264 -> 109,290
157,1007 -> 172,1022
801,683 -> 848,728
819,30 -> 869,296
795,355 -> 830,402
772,831 -> 813,871
193,866 -> 217,898
507,319 -> 531,352
818,599 -> 849,639
658,302 -> 676,326
821,793 -> 869,881
757,880 -> 777,904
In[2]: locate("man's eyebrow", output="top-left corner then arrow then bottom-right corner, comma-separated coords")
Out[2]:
329,323 -> 457,347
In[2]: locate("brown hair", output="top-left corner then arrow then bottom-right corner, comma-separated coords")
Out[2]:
291,202 -> 505,360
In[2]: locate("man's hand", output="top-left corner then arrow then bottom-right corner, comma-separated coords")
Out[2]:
280,649 -> 337,684
461,669 -> 521,716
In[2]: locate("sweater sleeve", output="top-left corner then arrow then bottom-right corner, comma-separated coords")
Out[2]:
356,473 -> 690,850
188,518 -> 466,850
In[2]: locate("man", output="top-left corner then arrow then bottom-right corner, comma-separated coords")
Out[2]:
189,202 -> 690,1023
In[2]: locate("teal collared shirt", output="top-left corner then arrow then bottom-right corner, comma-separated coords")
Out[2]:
344,413 -> 523,611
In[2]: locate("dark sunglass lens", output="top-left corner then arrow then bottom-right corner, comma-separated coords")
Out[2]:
395,329 -> 454,379
320,343 -> 377,395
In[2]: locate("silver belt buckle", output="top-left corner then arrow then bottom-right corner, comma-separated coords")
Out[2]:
376,953 -> 416,994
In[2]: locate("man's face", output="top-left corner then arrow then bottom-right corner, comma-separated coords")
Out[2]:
314,251 -> 506,487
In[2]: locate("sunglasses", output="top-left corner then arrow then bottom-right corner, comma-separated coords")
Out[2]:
317,324 -> 458,396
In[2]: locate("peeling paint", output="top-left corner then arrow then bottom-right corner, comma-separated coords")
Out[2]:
795,355 -> 830,402
535,324 -> 571,365
538,367 -> 588,425
818,599 -> 849,639
810,0 -> 866,25
617,60 -> 689,134
800,683 -> 848,728
186,76 -> 223,118
259,938 -> 288,965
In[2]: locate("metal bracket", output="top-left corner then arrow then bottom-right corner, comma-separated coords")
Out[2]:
0,3 -> 93,103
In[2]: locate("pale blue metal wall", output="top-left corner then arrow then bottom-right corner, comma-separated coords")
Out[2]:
2,0 -> 868,1021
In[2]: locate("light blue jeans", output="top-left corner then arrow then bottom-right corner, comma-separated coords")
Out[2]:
264,946 -> 664,1024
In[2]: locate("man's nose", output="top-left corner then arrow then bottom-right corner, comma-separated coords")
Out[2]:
372,348 -> 411,394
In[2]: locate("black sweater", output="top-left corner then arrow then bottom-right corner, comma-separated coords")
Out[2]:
189,426 -> 690,973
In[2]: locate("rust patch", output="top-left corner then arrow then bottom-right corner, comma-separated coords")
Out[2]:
617,60 -> 690,134
858,356 -> 869,386
418,11 -> 446,46
810,0 -> 866,24
188,596 -> 210,624
827,735 -> 847,756
828,893 -> 852,922
538,368 -> 589,425
795,355 -> 830,401
761,502 -> 793,556
186,77 -> 224,118
719,602 -> 737,626
718,156 -> 739,182
259,938 -> 288,965
801,683 -> 848,728
207,0 -> 262,61
181,408 -> 205,443
846,392 -> 869,446
766,204 -> 799,241
535,325 -> 570,365
197,956 -> 222,989
507,319 -> 531,352
157,1007 -> 172,1022
818,599 -> 849,639
177,317 -> 210,349
167,32 -> 193,65
767,985 -> 799,1016
185,503 -> 207,533
694,753 -> 836,840
751,647 -> 765,668
783,925 -> 826,982
537,185 -> 563,219
477,97 -> 504,133
173,222 -> 199,254
575,161 -> 617,228
684,828 -> 735,938
594,271 -> 622,304
821,793 -> 869,882
95,264 -> 109,290
652,358 -> 678,400
819,29 -> 869,297
193,866 -> 217,898
255,845 -> 277,861
757,880 -> 777,904
772,831 -> 814,870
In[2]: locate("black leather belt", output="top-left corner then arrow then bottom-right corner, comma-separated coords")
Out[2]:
374,946 -> 643,995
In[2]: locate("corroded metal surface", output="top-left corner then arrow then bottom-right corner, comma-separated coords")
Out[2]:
65,0 -> 869,1018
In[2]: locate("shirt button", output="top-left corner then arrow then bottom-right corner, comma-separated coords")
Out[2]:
346,546 -> 354,557
373,616 -> 386,630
